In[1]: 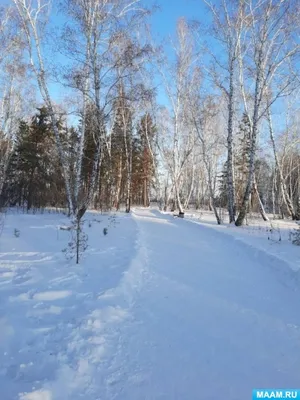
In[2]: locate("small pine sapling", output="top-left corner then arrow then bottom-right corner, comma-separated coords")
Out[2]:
14,228 -> 20,238
62,219 -> 88,263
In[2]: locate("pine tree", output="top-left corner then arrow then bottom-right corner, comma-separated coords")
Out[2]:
4,108 -> 65,210
218,161 -> 228,208
235,113 -> 251,211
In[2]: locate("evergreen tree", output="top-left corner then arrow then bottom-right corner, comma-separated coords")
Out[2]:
218,161 -> 228,208
4,108 -> 65,210
234,113 -> 251,210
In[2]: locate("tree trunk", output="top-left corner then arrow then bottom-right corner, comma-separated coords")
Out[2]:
163,185 -> 168,211
205,158 -> 221,224
125,190 -> 131,213
295,197 -> 300,221
227,59 -> 236,223
0,143 -> 14,201
253,176 -> 269,221
124,133 -> 132,214
76,217 -> 80,265
174,179 -> 184,216
272,170 -> 276,218
235,47 -> 264,227
114,156 -> 122,210
184,164 -> 195,209
37,77 -> 74,215
143,178 -> 149,207
164,181 -> 174,212
209,193 -> 220,224
125,169 -> 131,213
267,107 -> 295,218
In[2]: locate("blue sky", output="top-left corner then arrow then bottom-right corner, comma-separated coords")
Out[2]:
45,0 -> 211,106
2,0 -> 296,138
149,1 -> 214,106
150,0 -> 208,38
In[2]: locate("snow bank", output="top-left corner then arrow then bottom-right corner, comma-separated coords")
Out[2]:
0,210 -> 146,400
178,209 -> 300,274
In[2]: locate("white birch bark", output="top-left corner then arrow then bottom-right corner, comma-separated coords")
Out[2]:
122,108 -> 132,213
267,105 -> 295,219
235,0 -> 300,226
184,160 -> 195,209
204,0 -> 246,223
156,19 -> 198,217
0,8 -> 24,201
253,175 -> 269,222
13,0 -> 75,214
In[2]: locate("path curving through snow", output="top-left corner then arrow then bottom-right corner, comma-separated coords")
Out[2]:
103,208 -> 300,400
1,209 -> 300,400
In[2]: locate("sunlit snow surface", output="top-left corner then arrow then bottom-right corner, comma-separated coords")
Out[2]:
0,208 -> 300,400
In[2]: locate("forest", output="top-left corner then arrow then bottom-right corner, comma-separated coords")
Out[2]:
0,0 -> 300,229
1,2 -> 300,397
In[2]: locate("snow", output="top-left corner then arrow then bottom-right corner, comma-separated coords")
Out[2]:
181,209 -> 300,272
1,208 -> 300,400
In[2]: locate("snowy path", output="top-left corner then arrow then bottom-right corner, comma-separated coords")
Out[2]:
105,208 -> 300,400
1,209 -> 300,399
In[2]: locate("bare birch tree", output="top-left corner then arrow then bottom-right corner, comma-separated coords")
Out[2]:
12,0 -> 150,262
63,0 -> 150,207
156,18 -> 198,216
267,103 -> 296,218
188,91 -> 224,224
0,5 -> 27,200
235,0 -> 300,226
12,0 -> 76,214
204,0 -> 246,223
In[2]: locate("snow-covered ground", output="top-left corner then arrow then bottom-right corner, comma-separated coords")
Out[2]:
1,208 -> 300,400
178,209 -> 300,272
